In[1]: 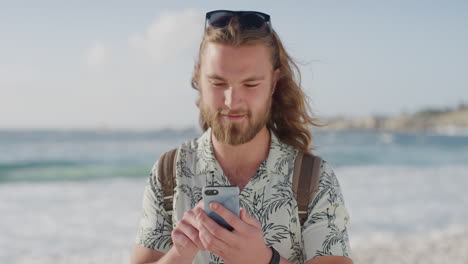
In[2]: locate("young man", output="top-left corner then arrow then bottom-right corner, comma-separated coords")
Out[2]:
131,10 -> 353,264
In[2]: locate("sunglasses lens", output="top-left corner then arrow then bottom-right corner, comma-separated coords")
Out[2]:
239,13 -> 267,30
208,12 -> 233,28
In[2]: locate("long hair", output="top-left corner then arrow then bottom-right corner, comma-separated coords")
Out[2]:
191,17 -> 324,153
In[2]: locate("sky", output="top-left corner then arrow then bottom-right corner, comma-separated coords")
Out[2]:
1,0 -> 467,130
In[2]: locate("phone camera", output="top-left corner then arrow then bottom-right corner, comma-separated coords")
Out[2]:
204,189 -> 219,196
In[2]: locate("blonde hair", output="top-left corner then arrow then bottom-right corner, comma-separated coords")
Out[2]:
191,17 -> 324,152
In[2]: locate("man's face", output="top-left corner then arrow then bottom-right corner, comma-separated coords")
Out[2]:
199,42 -> 279,145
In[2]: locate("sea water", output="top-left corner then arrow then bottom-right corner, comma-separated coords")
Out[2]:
1,129 -> 467,263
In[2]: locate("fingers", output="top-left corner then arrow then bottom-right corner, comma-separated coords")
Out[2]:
209,202 -> 251,233
172,229 -> 194,247
196,207 -> 236,245
177,218 -> 205,250
240,208 -> 261,228
195,199 -> 204,209
198,220 -> 230,258
174,207 -> 205,250
174,200 -> 261,256
196,206 -> 266,262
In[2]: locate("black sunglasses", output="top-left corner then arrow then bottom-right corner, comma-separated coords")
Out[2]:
205,10 -> 272,31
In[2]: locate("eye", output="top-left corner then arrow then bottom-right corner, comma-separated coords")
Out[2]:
212,83 -> 226,87
245,83 -> 259,88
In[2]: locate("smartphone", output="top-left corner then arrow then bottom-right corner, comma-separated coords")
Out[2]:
202,185 -> 240,231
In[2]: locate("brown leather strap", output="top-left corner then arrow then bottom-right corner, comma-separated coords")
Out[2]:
309,155 -> 322,204
292,152 -> 304,201
157,148 -> 178,215
293,151 -> 323,226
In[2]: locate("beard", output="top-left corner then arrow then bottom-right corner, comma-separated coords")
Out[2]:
199,96 -> 272,146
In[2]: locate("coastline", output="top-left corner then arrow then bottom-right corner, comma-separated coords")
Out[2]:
317,105 -> 468,136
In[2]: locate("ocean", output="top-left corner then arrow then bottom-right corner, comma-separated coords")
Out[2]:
1,129 -> 467,263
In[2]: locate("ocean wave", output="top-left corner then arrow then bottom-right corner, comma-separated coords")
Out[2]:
1,178 -> 466,263
0,161 -> 150,183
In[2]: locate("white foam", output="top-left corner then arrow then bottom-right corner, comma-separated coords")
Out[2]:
0,178 -> 147,263
335,165 -> 468,234
337,165 -> 468,263
351,225 -> 468,264
1,165 -> 468,263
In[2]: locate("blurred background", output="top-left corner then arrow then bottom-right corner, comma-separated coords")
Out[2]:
1,1 -> 467,263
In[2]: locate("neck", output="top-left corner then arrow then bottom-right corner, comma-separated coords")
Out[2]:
211,127 -> 271,185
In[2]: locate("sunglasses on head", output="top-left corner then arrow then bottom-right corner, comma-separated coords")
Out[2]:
205,10 -> 272,31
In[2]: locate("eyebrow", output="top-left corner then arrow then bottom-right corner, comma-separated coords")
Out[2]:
207,74 -> 265,82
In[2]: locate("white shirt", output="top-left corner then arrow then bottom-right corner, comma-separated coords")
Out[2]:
135,128 -> 352,263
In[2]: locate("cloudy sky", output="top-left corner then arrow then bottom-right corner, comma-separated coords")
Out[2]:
1,0 -> 467,130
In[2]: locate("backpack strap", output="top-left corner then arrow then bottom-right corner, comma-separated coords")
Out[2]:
156,148 -> 178,217
292,151 -> 323,226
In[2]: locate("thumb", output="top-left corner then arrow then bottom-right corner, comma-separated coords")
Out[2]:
240,208 -> 261,227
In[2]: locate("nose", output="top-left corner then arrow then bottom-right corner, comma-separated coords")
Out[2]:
224,86 -> 242,109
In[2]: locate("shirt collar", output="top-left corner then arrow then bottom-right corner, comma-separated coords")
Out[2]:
196,128 -> 296,177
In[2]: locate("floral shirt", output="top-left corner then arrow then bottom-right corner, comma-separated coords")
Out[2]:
135,128 -> 352,263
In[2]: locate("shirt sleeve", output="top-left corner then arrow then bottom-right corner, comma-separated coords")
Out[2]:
302,160 -> 352,261
134,160 -> 173,253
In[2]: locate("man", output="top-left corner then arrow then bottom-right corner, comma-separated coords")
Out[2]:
132,10 -> 353,264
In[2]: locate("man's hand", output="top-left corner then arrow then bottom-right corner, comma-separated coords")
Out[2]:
195,202 -> 272,264
171,201 -> 206,259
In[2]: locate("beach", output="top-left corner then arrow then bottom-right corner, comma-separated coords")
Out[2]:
2,166 -> 467,263
1,130 -> 467,263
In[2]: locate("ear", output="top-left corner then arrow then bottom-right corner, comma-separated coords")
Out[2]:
272,68 -> 280,95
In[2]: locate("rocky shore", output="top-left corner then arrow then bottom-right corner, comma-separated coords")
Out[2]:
318,105 -> 468,135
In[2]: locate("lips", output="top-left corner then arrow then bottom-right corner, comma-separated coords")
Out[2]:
218,110 -> 248,121
224,114 -> 246,121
